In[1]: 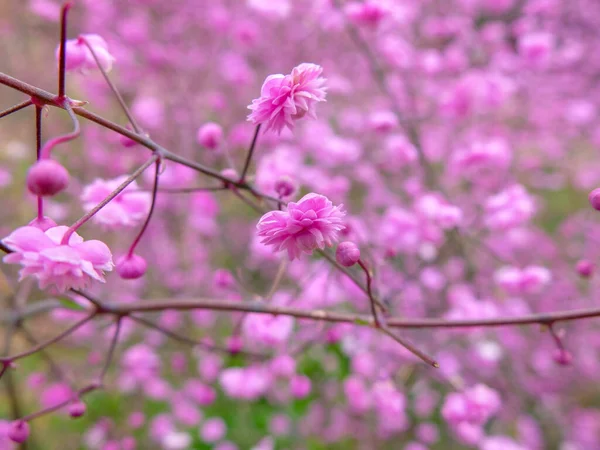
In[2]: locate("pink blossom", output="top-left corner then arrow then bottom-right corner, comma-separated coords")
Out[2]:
57,34 -> 115,73
248,63 -> 327,134
201,418 -> 227,442
345,1 -> 389,29
219,366 -> 271,400
442,384 -> 501,428
484,184 -> 535,230
242,313 -> 294,347
257,193 -> 345,260
415,194 -> 463,229
120,344 -> 160,384
494,265 -> 551,294
452,138 -> 512,180
2,226 -> 113,292
81,176 -> 151,228
519,32 -> 554,67
290,375 -> 311,398
344,376 -> 371,413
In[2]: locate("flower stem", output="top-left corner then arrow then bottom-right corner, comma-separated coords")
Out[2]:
127,158 -> 161,256
80,36 -> 142,134
39,101 -> 80,159
61,155 -> 159,245
57,2 -> 73,100
35,105 -> 43,221
239,124 -> 261,182
0,99 -> 32,119
1,313 -> 94,363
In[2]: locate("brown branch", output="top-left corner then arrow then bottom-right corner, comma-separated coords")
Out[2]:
0,99 -> 32,119
101,298 -> 600,329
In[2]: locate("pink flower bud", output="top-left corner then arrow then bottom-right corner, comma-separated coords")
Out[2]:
116,254 -> 147,279
26,159 -> 69,196
68,399 -> 87,418
553,349 -> 573,366
274,176 -> 296,198
589,188 -> 600,211
226,335 -> 243,354
119,134 -> 138,148
290,374 -> 311,398
197,122 -> 223,150
336,241 -> 361,267
8,420 -> 30,443
576,259 -> 594,278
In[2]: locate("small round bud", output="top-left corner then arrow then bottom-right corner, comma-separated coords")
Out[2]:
28,216 -> 58,231
116,254 -> 147,279
68,399 -> 87,418
119,134 -> 138,148
197,122 -> 223,150
576,259 -> 594,278
226,335 -> 243,354
553,349 -> 573,366
336,241 -> 361,267
589,188 -> 600,211
274,176 -> 297,198
8,420 -> 30,443
26,159 -> 69,196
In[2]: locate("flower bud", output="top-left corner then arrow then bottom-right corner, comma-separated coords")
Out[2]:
197,122 -> 223,150
274,176 -> 296,198
7,420 -> 29,443
226,335 -> 243,354
26,159 -> 69,196
336,241 -> 361,267
116,254 -> 147,279
589,188 -> 600,211
576,259 -> 594,278
553,349 -> 573,366
68,399 -> 87,418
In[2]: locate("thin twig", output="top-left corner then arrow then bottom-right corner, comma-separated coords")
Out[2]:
80,36 -> 141,133
0,99 -> 32,119
99,318 -> 122,382
240,124 -> 261,182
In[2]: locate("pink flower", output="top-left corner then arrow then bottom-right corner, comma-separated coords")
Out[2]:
57,34 -> 115,73
242,313 -> 294,347
201,418 -> 227,442
518,32 -> 554,67
2,226 -> 113,292
442,384 -> 501,427
484,184 -> 535,230
256,193 -> 346,260
494,265 -> 551,294
247,63 -> 327,134
345,1 -> 389,29
81,176 -> 151,228
219,366 -> 271,400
